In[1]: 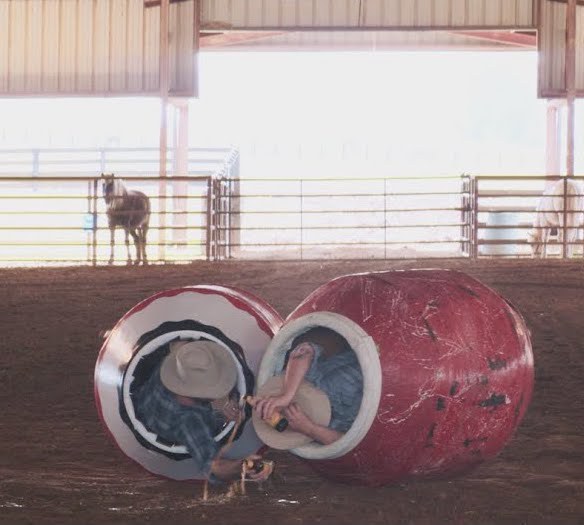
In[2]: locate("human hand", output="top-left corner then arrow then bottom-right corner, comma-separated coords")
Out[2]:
243,454 -> 274,482
282,402 -> 315,436
212,396 -> 242,422
222,397 -> 241,422
254,394 -> 293,421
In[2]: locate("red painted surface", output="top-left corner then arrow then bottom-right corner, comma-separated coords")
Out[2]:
287,269 -> 534,486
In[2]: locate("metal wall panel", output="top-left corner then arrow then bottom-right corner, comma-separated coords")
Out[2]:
202,0 -> 536,29
0,0 -> 197,97
538,0 -> 584,97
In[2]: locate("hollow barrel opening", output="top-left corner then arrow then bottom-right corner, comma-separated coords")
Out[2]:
257,311 -> 382,461
123,328 -> 252,456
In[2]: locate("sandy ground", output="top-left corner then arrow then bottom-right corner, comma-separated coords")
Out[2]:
1,258 -> 583,525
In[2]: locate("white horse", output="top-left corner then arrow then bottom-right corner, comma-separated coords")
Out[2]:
528,178 -> 584,258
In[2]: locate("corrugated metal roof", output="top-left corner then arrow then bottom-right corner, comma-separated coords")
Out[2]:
0,0 -> 197,97
538,0 -> 584,97
202,0 -> 536,30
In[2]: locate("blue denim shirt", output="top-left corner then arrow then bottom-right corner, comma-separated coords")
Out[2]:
294,342 -> 363,433
132,366 -> 226,479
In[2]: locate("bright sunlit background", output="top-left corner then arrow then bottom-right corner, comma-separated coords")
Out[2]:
1,50 -> 582,178
1,50 -> 583,264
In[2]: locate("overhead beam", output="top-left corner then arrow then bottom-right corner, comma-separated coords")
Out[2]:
144,0 -> 190,8
565,0 -> 577,176
548,0 -> 584,6
456,30 -> 537,48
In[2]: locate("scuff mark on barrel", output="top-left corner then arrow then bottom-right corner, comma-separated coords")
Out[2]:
488,357 -> 507,371
423,318 -> 437,342
478,393 -> 508,409
458,285 -> 480,298
463,437 -> 488,448
514,393 -> 524,421
425,423 -> 437,448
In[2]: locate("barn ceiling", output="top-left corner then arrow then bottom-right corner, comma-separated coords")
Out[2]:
0,0 -> 582,99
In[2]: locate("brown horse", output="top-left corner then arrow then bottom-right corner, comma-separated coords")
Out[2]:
101,173 -> 150,265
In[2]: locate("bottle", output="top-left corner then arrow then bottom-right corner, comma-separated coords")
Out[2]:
245,395 -> 289,432
243,458 -> 275,477
244,458 -> 264,473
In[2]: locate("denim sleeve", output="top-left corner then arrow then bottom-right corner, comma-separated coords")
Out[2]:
312,350 -> 364,433
176,411 -> 220,478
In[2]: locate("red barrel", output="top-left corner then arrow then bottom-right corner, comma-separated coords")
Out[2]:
257,269 -> 534,486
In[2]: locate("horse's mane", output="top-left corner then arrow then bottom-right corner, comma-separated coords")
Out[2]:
110,178 -> 128,197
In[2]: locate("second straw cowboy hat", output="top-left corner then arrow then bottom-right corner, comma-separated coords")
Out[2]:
252,376 -> 332,450
160,340 -> 237,399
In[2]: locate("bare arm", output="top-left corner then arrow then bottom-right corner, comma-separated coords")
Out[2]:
282,342 -> 315,402
283,403 -> 343,445
255,342 -> 315,420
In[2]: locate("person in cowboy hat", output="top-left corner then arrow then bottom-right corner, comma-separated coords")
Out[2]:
252,327 -> 363,450
133,339 -> 272,483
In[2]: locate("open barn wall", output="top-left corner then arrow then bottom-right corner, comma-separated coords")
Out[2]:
538,0 -> 584,97
202,0 -> 536,30
0,0 -> 197,97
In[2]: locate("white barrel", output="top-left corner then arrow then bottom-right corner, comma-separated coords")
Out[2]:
94,285 -> 283,480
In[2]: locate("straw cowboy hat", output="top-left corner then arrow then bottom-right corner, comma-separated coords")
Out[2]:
252,376 -> 331,450
160,340 -> 237,399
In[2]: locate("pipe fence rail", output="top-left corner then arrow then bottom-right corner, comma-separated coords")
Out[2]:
474,175 -> 584,259
0,148 -> 583,266
0,147 -> 240,266
0,175 -> 214,265
216,175 -> 472,260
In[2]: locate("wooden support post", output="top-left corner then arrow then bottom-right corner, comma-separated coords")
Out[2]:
170,98 -> 189,247
564,0 -> 577,258
546,100 -> 563,179
565,0 -> 576,178
158,0 -> 170,262
564,0 -> 577,178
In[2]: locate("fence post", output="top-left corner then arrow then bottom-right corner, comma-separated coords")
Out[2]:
205,177 -> 212,261
461,174 -> 471,258
471,176 -> 479,259
224,174 -> 233,259
300,179 -> 304,261
384,178 -> 388,259
562,177 -> 568,259
219,178 -> 227,260
92,178 -> 98,266
213,179 -> 219,261
87,181 -> 92,264
228,150 -> 240,258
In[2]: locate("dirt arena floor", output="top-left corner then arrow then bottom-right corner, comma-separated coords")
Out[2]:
1,258 -> 583,525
